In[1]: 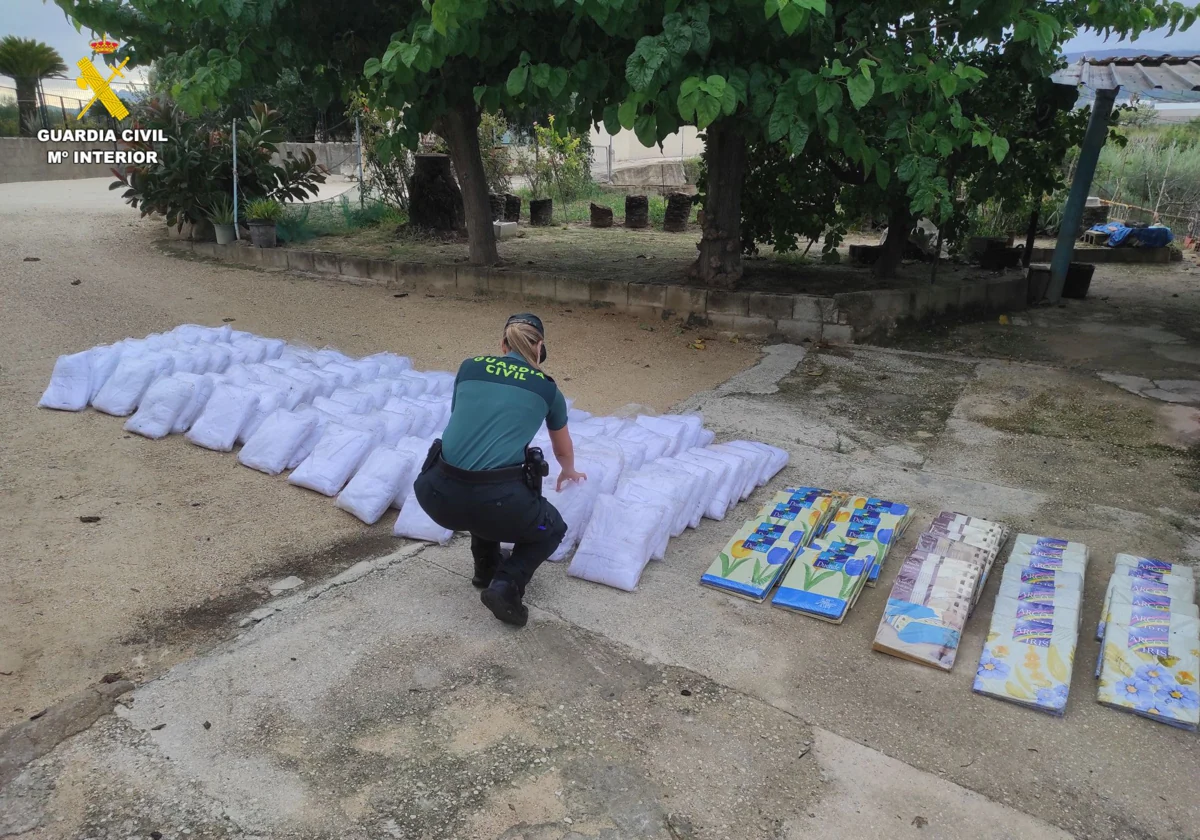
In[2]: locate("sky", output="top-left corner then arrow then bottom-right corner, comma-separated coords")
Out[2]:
3,0 -> 1200,94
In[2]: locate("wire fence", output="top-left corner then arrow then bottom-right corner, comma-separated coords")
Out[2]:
0,84 -> 124,135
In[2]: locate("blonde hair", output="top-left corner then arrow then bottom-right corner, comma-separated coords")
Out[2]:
503,321 -> 544,370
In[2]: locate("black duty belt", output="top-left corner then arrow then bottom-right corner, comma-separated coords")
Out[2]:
435,456 -> 525,484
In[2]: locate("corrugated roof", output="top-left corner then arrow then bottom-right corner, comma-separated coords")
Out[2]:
1052,54 -> 1200,94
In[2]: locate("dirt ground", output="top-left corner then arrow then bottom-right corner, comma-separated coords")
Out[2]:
0,179 -> 757,732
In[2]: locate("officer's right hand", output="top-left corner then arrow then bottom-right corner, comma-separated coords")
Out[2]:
556,469 -> 587,491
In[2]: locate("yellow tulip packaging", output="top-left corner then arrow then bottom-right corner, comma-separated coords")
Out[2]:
816,495 -> 913,587
700,487 -> 839,602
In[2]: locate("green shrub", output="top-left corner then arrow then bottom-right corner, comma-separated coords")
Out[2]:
246,198 -> 284,222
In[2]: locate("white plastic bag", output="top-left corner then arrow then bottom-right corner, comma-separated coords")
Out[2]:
373,409 -> 414,445
392,397 -> 435,437
349,358 -> 382,382
88,344 -> 124,401
238,409 -> 318,475
92,357 -> 159,416
567,407 -> 592,423
657,457 -> 712,529
287,407 -> 328,470
322,362 -> 361,387
621,466 -> 694,537
671,413 -> 705,451
617,424 -> 671,462
724,440 -> 789,483
330,387 -> 375,413
697,428 -> 716,447
613,481 -> 674,560
123,376 -> 196,439
313,394 -> 361,418
288,422 -> 379,495
390,436 -> 434,508
364,352 -> 412,376
567,495 -> 666,591
185,384 -> 259,451
355,381 -> 392,410
336,447 -> 419,524
170,372 -> 216,433
394,372 -> 429,397
39,350 -> 94,411
545,477 -> 603,562
706,444 -> 758,501
676,449 -> 734,520
635,415 -> 689,457
238,384 -> 286,444
392,491 -> 453,544
206,344 -> 233,374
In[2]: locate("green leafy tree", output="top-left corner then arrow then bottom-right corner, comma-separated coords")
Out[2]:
0,36 -> 67,136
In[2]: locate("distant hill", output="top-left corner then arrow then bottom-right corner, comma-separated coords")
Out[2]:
1063,47 -> 1200,62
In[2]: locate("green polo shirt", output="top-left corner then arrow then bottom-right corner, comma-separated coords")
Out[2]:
440,352 -> 568,471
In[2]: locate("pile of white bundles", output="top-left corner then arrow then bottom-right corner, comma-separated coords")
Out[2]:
39,324 -> 790,591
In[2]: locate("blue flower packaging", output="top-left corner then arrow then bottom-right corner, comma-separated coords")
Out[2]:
1096,556 -> 1198,731
973,535 -> 1088,715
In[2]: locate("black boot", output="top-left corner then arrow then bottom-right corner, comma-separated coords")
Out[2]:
481,579 -> 528,627
472,548 -> 511,589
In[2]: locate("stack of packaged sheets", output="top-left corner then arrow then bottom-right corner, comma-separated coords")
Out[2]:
771,496 -> 912,623
973,535 -> 1088,715
872,512 -> 1009,670
1096,555 -> 1199,731
699,487 -> 840,602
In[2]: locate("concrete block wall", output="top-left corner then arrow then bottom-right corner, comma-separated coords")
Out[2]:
0,138 -> 117,183
171,240 -> 1030,345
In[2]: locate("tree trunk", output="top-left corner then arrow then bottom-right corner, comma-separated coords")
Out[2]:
873,203 -> 912,279
16,79 -> 39,137
437,103 -> 499,265
689,120 -> 746,288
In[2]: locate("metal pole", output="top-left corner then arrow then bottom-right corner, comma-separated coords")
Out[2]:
1047,87 -> 1117,302
232,118 -> 239,241
356,116 -> 364,208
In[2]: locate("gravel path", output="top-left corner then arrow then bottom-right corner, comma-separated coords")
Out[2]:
0,178 -> 757,729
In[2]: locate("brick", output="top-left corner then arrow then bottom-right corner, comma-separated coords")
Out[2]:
310,251 -> 341,275
625,305 -> 663,322
663,285 -> 706,316
987,277 -> 1027,310
339,255 -> 373,280
456,266 -> 491,294
728,315 -> 777,337
747,292 -> 793,320
789,295 -> 824,322
367,258 -> 397,285
823,324 -> 854,344
589,278 -> 628,307
706,289 -> 750,316
555,277 -> 590,303
285,249 -> 315,272
397,263 -> 454,293
520,273 -> 558,302
775,318 -> 822,344
958,280 -> 988,310
259,248 -> 290,269
191,242 -> 216,258
815,297 -> 844,325
627,282 -> 667,310
232,246 -> 262,266
212,243 -> 238,263
488,269 -> 524,296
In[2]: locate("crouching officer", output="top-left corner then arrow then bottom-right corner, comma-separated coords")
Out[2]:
414,314 -> 586,627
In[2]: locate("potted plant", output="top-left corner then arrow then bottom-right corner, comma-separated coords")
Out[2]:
245,198 -> 284,248
206,196 -> 237,245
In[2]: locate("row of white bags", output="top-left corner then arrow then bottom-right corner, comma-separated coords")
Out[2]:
39,326 -> 790,593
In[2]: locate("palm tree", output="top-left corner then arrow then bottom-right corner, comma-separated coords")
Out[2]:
0,37 -> 68,136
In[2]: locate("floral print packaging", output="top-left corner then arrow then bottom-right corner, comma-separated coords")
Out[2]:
771,539 -> 880,623
753,487 -> 841,545
817,496 -> 912,586
1096,574 -> 1196,641
1097,603 -> 1200,731
1114,554 -> 1195,580
973,611 -> 1079,715
1012,534 -> 1089,564
700,488 -> 838,602
872,552 -> 981,669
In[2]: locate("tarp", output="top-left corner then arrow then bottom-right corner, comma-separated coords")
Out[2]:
1089,222 -> 1174,248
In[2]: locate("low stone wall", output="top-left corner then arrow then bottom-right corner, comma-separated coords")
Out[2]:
0,137 -> 118,183
1027,246 -> 1172,264
169,240 -> 1030,345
